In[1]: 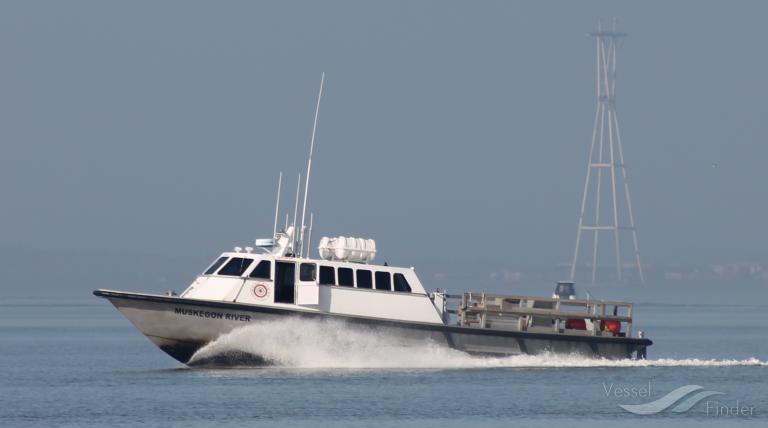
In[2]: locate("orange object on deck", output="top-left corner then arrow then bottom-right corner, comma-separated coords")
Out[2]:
565,318 -> 587,330
601,319 -> 621,334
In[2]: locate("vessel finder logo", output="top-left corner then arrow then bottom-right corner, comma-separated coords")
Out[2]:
607,384 -> 724,415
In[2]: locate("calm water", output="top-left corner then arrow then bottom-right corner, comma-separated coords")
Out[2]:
1,283 -> 767,427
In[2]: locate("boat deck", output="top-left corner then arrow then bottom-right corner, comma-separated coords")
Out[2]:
449,292 -> 638,339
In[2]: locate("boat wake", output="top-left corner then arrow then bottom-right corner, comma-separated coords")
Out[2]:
187,318 -> 767,369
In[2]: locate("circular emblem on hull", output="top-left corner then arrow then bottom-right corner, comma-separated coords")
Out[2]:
252,283 -> 269,299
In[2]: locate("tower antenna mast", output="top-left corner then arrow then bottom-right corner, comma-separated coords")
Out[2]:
570,19 -> 644,284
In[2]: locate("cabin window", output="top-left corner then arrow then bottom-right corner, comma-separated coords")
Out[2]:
393,273 -> 412,293
249,260 -> 271,279
218,257 -> 254,277
203,257 -> 229,275
319,266 -> 335,285
356,270 -> 373,289
375,271 -> 391,291
300,263 -> 316,282
338,267 -> 354,287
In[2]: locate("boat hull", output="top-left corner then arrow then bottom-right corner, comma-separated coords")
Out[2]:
94,289 -> 652,365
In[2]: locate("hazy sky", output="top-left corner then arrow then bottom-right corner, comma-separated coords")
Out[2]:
2,1 -> 767,273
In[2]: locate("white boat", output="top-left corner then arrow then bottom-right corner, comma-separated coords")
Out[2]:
94,75 -> 652,365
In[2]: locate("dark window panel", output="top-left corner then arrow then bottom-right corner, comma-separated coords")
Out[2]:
375,271 -> 391,291
204,257 -> 229,275
338,268 -> 354,287
249,260 -> 271,279
356,270 -> 373,289
319,266 -> 336,285
393,273 -> 412,293
300,263 -> 316,282
218,257 -> 254,277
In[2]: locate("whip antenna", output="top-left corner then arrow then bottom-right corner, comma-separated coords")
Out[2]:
292,173 -> 301,254
299,72 -> 325,258
272,171 -> 283,239
306,212 -> 314,258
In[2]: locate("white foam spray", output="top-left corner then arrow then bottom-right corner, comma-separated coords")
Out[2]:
188,317 -> 768,369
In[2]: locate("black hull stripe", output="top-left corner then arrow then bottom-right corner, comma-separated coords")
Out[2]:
94,289 -> 652,347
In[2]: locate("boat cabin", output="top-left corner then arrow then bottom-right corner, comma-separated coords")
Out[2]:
180,250 -> 445,324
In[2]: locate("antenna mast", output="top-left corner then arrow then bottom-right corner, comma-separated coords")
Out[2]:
272,171 -> 283,238
306,212 -> 314,258
292,173 -> 301,254
299,72 -> 325,258
570,18 -> 644,284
